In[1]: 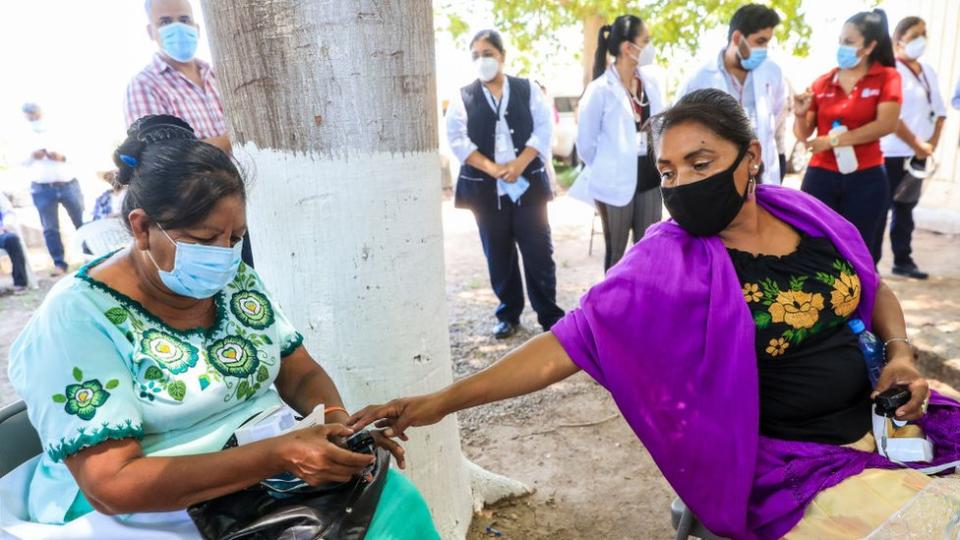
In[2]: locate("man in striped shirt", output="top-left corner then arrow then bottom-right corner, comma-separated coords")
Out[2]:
125,0 -> 255,266
124,0 -> 230,153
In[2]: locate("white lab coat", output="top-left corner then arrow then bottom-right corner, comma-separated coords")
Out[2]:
573,65 -> 665,207
679,51 -> 785,183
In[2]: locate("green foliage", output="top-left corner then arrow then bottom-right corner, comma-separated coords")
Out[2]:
438,0 -> 826,74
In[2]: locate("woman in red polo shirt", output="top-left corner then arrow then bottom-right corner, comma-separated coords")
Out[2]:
794,9 -> 901,263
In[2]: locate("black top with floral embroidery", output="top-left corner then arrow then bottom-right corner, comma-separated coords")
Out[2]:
727,234 -> 871,445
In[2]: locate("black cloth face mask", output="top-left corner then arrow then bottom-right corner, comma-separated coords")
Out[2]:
660,144 -> 751,237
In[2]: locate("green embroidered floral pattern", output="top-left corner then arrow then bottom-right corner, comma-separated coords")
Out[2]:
52,367 -> 119,421
208,336 -> 260,378
230,290 -> 275,330
139,329 -> 200,374
281,332 -> 305,357
47,420 -> 143,462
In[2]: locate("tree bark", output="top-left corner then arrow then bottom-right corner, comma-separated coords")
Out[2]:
582,14 -> 604,88
200,1 -> 473,536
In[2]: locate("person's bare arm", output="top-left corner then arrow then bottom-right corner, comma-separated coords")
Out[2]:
466,150 -> 506,179
929,116 -> 946,150
65,425 -> 373,516
893,120 -> 933,159
274,347 -> 407,466
348,332 -> 580,437
870,280 -> 929,420
833,102 -> 901,145
792,91 -> 816,140
501,146 -> 539,182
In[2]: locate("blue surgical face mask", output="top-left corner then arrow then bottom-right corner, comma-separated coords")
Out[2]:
148,226 -> 242,299
158,22 -> 199,63
836,44 -> 862,70
738,46 -> 767,71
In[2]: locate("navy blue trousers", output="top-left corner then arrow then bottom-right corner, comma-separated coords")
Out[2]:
472,198 -> 564,330
801,166 -> 889,263
879,157 -> 918,267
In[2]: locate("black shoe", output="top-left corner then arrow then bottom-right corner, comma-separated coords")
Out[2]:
892,263 -> 929,280
493,321 -> 519,340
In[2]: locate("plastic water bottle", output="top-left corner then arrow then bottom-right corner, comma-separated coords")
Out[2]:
849,318 -> 883,388
830,121 -> 859,174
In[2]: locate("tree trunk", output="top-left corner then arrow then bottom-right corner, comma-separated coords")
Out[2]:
582,14 -> 604,88
200,1 -> 475,536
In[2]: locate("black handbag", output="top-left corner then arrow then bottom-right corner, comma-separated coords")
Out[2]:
187,448 -> 391,540
893,157 -> 929,205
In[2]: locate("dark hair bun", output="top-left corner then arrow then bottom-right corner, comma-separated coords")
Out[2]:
113,115 -> 197,186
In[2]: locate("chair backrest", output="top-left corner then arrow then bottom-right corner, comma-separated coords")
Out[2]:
0,400 -> 42,477
74,218 -> 131,257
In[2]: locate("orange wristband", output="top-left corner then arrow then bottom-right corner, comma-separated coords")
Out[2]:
324,406 -> 348,417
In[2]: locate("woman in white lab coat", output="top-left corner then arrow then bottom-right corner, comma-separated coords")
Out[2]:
575,14 -> 665,272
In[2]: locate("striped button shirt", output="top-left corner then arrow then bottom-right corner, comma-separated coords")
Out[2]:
124,54 -> 227,139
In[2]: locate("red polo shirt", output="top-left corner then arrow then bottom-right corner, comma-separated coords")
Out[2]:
808,62 -> 902,172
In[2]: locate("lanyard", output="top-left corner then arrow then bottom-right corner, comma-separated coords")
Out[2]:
898,60 -> 933,106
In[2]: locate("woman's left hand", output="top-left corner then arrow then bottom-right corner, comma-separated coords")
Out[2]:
806,136 -> 832,155
500,160 -> 525,182
873,356 -> 930,421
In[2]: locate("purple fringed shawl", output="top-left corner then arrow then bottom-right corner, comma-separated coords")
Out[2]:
551,185 -> 960,539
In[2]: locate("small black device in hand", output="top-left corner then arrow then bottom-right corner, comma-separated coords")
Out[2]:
345,429 -> 376,454
874,385 -> 911,418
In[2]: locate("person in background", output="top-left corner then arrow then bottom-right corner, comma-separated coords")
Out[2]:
535,81 -> 560,195
21,103 -> 84,277
575,14 -> 665,272
774,80 -> 793,182
953,74 -> 960,109
878,16 -> 946,280
92,171 -> 126,221
0,192 -> 29,293
125,0 -> 254,267
794,9 -> 901,264
446,29 -> 563,340
679,3 -> 785,184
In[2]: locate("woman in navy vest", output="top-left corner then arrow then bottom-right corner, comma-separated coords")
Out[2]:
446,29 -> 564,339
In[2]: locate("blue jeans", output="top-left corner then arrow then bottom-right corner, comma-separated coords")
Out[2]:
0,232 -> 28,287
801,166 -> 889,263
880,157 -> 917,267
31,180 -> 84,269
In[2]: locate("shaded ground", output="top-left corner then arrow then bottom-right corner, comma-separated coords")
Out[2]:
0,184 -> 958,539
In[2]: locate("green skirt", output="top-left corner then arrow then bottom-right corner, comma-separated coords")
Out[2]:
365,470 -> 439,539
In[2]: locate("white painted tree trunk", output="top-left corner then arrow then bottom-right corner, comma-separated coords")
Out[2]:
200,1 -> 527,537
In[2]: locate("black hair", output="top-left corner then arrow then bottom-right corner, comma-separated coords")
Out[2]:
893,16 -> 924,43
728,4 -> 781,41
470,30 -> 505,56
113,114 -> 245,232
649,88 -> 763,176
846,9 -> 896,67
592,15 -> 645,81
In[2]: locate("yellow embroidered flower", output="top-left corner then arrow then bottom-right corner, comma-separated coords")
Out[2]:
766,338 -> 789,357
768,290 -> 825,329
742,283 -> 762,303
831,272 -> 861,317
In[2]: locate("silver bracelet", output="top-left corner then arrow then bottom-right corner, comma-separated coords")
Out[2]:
883,337 -> 912,359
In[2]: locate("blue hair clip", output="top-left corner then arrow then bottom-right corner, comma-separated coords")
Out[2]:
119,154 -> 138,167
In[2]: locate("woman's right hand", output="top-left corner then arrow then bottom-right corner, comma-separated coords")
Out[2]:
272,424 -> 375,485
347,394 -> 448,441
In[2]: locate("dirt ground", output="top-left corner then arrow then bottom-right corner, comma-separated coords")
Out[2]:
1,184 -> 959,539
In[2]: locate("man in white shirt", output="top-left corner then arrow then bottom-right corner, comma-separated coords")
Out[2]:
679,4 -> 785,184
21,103 -> 84,276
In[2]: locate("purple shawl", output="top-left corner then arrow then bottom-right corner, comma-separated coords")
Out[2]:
551,185 -> 960,539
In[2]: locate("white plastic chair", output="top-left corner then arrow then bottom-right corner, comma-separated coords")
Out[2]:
73,218 -> 131,259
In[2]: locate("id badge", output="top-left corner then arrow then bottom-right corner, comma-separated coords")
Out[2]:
636,131 -> 648,156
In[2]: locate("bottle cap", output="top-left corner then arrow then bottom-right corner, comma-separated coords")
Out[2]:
832,120 -> 842,128
848,318 -> 865,334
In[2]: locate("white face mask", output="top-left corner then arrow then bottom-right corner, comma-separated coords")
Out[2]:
902,36 -> 926,60
634,43 -> 656,67
475,57 -> 500,83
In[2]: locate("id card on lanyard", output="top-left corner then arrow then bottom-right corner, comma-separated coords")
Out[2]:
900,60 -> 936,124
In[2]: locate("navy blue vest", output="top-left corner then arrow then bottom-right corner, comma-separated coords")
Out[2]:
454,76 -> 552,211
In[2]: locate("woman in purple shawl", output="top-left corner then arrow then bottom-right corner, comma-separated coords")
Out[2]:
351,89 -> 960,539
